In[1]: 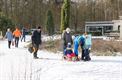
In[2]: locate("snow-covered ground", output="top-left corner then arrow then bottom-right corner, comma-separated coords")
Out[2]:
0,35 -> 122,80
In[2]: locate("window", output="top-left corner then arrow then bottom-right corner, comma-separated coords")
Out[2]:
89,27 -> 97,32
104,26 -> 113,32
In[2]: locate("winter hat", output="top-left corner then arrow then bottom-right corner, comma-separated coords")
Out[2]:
67,43 -> 71,48
7,28 -> 10,31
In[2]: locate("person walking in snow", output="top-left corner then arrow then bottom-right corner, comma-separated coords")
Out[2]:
4,28 -> 13,49
31,26 -> 42,59
21,27 -> 26,42
13,27 -> 21,48
62,28 -> 73,56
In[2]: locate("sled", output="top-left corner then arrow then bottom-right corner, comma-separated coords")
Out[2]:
62,55 -> 80,61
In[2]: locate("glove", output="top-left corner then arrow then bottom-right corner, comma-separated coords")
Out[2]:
89,48 -> 91,53
89,48 -> 91,50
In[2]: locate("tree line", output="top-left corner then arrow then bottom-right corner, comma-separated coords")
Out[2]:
0,0 -> 122,34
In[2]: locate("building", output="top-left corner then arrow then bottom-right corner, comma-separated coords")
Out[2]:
85,20 -> 122,39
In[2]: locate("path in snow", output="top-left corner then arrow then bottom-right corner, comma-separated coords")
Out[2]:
0,36 -> 122,80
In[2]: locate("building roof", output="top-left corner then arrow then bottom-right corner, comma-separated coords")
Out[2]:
85,21 -> 114,24
85,21 -> 114,27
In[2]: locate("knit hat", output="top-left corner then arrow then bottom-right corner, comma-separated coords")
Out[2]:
67,43 -> 71,48
38,26 -> 41,29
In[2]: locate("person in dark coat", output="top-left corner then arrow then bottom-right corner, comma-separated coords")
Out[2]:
63,28 -> 73,55
21,27 -> 26,42
31,26 -> 42,59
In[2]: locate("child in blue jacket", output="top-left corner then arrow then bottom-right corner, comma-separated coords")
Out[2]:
64,43 -> 77,61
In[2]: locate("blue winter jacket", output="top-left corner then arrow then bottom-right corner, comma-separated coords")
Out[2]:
74,35 -> 85,56
5,31 -> 13,41
64,48 -> 73,55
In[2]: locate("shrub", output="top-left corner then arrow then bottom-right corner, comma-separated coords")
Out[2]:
25,39 -> 122,56
92,40 -> 122,56
0,12 -> 15,36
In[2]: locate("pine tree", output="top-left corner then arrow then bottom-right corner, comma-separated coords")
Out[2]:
46,10 -> 55,36
0,12 -> 15,36
60,0 -> 70,32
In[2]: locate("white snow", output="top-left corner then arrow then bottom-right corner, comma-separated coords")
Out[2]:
0,35 -> 122,80
42,34 -> 61,41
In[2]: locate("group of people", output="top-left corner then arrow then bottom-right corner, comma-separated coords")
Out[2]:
62,28 -> 92,61
4,27 -> 27,49
30,26 -> 92,60
4,26 -> 42,59
4,26 -> 92,61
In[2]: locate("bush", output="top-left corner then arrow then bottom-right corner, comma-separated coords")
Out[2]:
46,39 -> 122,56
92,40 -> 122,56
46,10 -> 55,36
0,12 -> 15,36
25,39 -> 122,56
43,40 -> 63,53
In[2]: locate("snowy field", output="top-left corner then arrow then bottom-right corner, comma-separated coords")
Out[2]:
0,35 -> 122,80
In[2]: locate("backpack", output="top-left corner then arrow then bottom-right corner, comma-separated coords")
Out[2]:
28,46 -> 36,53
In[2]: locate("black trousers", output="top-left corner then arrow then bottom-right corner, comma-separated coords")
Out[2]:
63,44 -> 67,55
81,49 -> 85,60
8,41 -> 11,48
15,37 -> 19,47
84,49 -> 91,61
80,45 -> 85,60
21,35 -> 26,42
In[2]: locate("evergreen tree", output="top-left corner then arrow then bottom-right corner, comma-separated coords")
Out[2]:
0,12 -> 15,36
60,0 -> 70,32
46,10 -> 55,36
